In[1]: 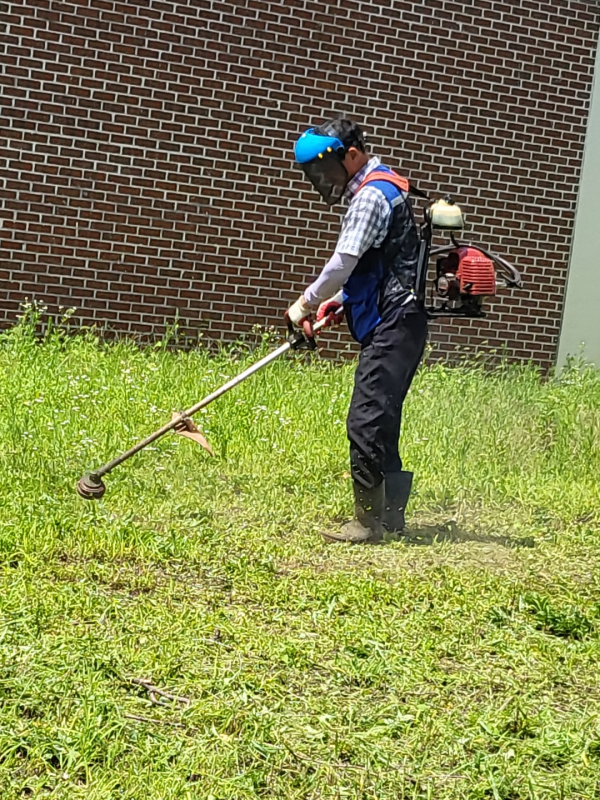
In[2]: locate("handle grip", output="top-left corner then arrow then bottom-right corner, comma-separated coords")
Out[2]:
284,290 -> 343,350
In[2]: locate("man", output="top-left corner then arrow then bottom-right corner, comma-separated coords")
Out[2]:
287,118 -> 428,544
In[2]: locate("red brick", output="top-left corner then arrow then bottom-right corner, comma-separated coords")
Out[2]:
0,0 -> 597,369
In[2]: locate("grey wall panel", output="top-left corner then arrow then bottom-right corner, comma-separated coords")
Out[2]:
558,39 -> 600,368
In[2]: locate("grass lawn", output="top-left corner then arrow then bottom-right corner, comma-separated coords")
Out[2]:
1,311 -> 600,799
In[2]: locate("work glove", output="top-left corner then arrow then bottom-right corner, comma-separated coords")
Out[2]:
316,295 -> 345,329
286,295 -> 313,328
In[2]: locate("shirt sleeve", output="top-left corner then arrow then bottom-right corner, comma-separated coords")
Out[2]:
304,252 -> 359,306
334,187 -> 391,258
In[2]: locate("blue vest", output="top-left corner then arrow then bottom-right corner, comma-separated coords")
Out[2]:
342,166 -> 418,343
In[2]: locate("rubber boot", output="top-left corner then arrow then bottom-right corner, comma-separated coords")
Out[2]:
383,471 -> 413,536
321,481 -> 385,544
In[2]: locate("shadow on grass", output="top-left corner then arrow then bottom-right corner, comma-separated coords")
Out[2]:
401,521 -> 535,549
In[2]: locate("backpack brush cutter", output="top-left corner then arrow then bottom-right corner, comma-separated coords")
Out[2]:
77,196 -> 521,500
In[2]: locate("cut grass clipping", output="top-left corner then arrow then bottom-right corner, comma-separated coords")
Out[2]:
1,306 -> 600,799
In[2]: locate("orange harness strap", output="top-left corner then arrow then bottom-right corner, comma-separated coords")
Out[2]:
357,169 -> 410,194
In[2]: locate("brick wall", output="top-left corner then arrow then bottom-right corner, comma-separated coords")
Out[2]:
1,0 -> 598,367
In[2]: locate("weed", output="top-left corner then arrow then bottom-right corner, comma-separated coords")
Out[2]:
0,312 -> 599,798
520,592 -> 595,640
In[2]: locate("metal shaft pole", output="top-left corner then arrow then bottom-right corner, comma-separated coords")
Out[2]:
91,340 -> 292,480
76,307 -> 338,498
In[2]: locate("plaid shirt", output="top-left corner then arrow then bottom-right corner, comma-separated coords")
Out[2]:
336,156 -> 391,257
304,156 -> 393,305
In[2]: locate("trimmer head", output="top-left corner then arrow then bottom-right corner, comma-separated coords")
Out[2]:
77,473 -> 106,500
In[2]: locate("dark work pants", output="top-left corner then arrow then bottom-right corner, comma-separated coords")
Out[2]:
347,304 -> 428,490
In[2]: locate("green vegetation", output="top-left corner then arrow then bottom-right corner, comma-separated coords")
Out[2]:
1,308 -> 600,799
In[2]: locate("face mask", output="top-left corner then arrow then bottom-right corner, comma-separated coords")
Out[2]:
299,149 -> 350,205
294,128 -> 349,206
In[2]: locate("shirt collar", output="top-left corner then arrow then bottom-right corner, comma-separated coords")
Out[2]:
345,156 -> 381,199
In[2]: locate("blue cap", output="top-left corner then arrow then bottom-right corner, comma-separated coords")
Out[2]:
294,128 -> 345,164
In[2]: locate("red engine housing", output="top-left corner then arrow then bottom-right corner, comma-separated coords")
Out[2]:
456,247 -> 496,296
436,247 -> 496,301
